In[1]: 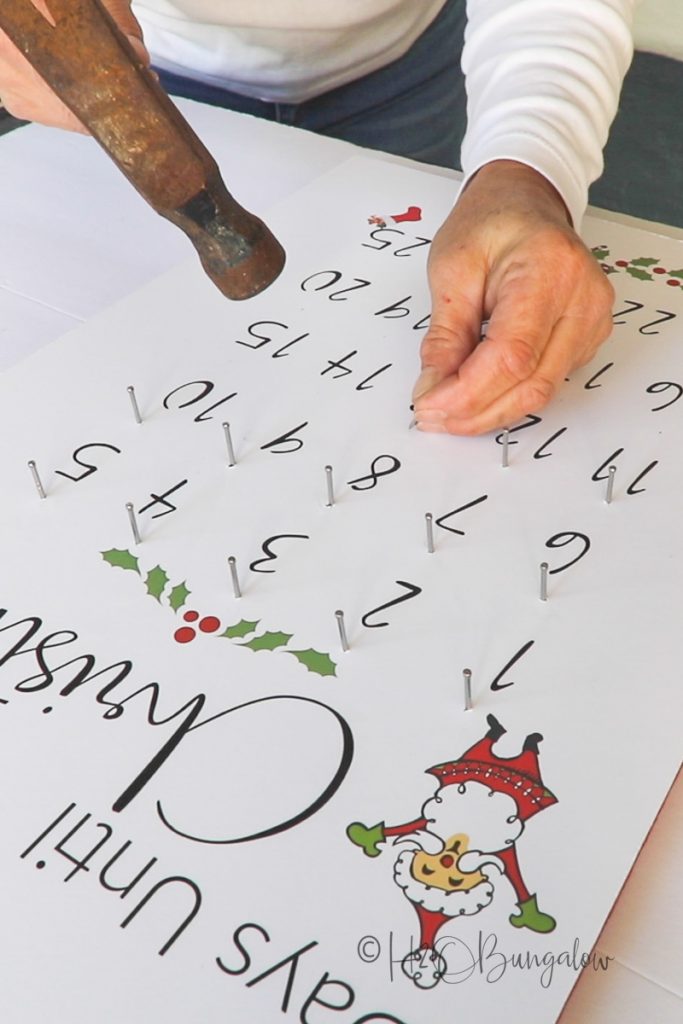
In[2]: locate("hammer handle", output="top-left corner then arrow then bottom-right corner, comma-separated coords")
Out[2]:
0,0 -> 286,298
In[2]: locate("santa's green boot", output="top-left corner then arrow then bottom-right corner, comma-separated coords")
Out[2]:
346,821 -> 385,857
509,894 -> 556,933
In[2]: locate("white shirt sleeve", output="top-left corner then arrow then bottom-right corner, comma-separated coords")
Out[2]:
461,0 -> 639,227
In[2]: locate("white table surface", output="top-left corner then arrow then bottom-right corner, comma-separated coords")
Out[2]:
1,98 -> 681,1022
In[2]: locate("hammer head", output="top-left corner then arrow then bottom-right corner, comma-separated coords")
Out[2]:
171,178 -> 286,301
0,0 -> 286,299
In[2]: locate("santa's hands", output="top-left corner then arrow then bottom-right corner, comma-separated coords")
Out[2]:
0,0 -> 150,132
346,821 -> 386,857
412,161 -> 615,436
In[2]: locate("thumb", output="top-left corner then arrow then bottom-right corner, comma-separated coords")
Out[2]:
412,259 -> 484,405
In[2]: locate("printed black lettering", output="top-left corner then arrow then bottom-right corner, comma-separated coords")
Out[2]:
490,641 -> 536,691
120,875 -> 202,956
249,534 -> 310,574
348,455 -> 401,490
646,381 -> 683,411
361,581 -> 422,629
612,299 -> 644,325
300,973 -> 355,1022
99,841 -> 158,898
216,922 -> 271,976
435,495 -> 488,536
639,310 -> 676,335
362,228 -> 404,251
246,941 -> 319,1012
545,532 -> 591,574
155,695 -> 354,844
55,443 -> 122,482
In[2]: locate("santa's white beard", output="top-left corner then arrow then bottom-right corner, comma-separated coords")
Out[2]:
391,780 -> 524,857
393,850 -> 501,916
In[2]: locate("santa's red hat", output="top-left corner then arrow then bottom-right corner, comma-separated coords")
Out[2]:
426,715 -> 557,822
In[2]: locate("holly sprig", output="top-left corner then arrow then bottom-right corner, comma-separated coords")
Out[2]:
592,246 -> 683,286
101,548 -> 337,678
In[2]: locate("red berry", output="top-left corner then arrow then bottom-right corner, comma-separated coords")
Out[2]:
653,267 -> 667,274
667,279 -> 681,286
199,615 -> 221,633
174,627 -> 196,644
615,260 -> 629,267
183,610 -> 199,622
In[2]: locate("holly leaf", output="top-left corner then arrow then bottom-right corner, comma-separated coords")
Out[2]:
625,266 -> 653,281
101,548 -> 140,574
288,649 -> 337,678
591,246 -> 610,261
629,257 -> 659,267
667,268 -> 683,279
145,565 -> 169,602
240,631 -> 292,653
221,619 -> 260,639
168,581 -> 191,612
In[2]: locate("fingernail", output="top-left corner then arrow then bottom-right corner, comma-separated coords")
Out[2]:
416,408 -> 446,424
417,420 -> 446,434
412,367 -> 442,403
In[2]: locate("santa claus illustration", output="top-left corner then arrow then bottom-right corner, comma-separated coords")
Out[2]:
368,205 -> 422,229
347,715 -> 557,988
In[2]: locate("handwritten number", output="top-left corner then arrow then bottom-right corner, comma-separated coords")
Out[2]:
235,320 -> 287,349
356,364 -> 392,391
348,455 -> 401,490
626,461 -> 658,495
55,442 -> 121,482
164,380 -> 213,409
533,428 -> 567,459
139,480 -> 188,519
612,299 -> 644,325
374,295 -> 412,319
490,640 -> 535,691
646,381 -> 683,411
639,310 -> 676,335
584,363 -> 614,390
272,333 -> 310,358
412,313 -> 430,330
362,228 -> 404,250
361,581 -> 422,628
495,415 -> 542,446
322,351 -> 357,379
592,449 -> 624,481
361,231 -> 430,256
393,237 -> 431,258
193,395 -> 237,422
544,532 -> 591,574
435,495 -> 488,536
249,534 -> 310,574
235,322 -> 310,358
301,270 -> 342,292
329,279 -> 371,301
260,422 -> 309,455
301,271 -> 371,300
163,380 -> 236,422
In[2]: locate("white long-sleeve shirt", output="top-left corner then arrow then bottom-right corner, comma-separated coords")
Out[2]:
132,0 -> 638,226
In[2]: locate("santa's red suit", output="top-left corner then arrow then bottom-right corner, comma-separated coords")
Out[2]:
347,715 -> 557,985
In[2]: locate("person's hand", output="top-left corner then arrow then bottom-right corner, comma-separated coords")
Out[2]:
412,160 -> 615,436
0,0 -> 149,132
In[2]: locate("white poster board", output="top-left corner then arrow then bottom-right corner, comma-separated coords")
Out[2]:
1,156 -> 681,1023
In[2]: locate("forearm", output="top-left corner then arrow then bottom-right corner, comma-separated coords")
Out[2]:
461,0 -> 638,228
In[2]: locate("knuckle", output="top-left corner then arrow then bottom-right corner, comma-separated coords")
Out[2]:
500,335 -> 541,382
455,389 -> 483,418
524,374 -> 556,410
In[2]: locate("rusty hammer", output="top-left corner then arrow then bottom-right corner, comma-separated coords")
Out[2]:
0,0 -> 286,299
